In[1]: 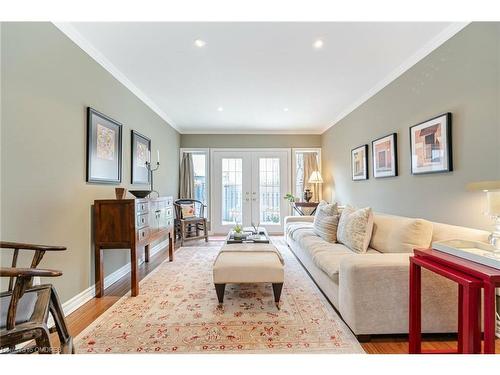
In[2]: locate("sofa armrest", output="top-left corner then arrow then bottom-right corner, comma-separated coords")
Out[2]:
338,253 -> 457,335
284,216 -> 314,225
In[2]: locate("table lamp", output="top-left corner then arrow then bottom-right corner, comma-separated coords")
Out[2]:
466,180 -> 500,251
308,171 -> 323,202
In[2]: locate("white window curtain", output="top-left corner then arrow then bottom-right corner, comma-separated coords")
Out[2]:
179,152 -> 195,199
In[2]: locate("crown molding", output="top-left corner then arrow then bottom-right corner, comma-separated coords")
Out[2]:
53,22 -> 180,132
320,22 -> 470,134
180,129 -> 323,135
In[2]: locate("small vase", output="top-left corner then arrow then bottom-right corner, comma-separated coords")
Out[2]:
115,187 -> 127,200
303,189 -> 313,202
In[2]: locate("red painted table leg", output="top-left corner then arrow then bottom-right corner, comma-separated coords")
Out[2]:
409,257 -> 422,354
458,285 -> 463,353
483,282 -> 496,354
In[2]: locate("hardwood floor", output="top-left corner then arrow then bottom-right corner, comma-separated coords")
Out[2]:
64,237 -> 500,354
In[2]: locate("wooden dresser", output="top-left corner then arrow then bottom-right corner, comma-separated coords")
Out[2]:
93,196 -> 174,297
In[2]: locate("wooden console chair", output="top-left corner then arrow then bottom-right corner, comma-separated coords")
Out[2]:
0,242 -> 74,354
174,199 -> 209,246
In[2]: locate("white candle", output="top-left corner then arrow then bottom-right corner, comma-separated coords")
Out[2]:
157,150 -> 160,163
147,150 -> 151,163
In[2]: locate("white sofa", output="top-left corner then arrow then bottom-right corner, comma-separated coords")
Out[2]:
284,213 -> 489,339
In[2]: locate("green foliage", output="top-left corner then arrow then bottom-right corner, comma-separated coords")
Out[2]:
233,223 -> 243,233
283,193 -> 296,202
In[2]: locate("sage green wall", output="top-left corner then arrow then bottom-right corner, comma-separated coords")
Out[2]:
322,23 -> 500,230
1,23 -> 180,303
181,133 -> 321,148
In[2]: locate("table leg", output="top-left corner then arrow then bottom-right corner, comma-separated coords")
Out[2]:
168,232 -> 174,262
130,245 -> 138,297
461,284 -> 474,354
95,246 -> 104,298
471,286 -> 482,354
409,257 -> 422,354
458,285 -> 463,353
483,282 -> 496,354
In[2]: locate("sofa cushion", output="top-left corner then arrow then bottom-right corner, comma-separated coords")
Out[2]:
370,214 -> 433,253
310,243 -> 380,280
314,201 -> 338,217
313,202 -> 340,243
431,221 -> 489,243
337,206 -> 374,253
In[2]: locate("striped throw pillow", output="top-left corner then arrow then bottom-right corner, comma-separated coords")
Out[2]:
313,202 -> 339,243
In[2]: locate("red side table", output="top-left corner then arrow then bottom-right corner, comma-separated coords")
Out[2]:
410,248 -> 500,354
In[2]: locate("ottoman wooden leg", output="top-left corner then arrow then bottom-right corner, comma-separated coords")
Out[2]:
215,283 -> 226,304
272,283 -> 283,308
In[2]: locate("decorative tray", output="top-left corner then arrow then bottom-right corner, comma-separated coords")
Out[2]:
432,239 -> 500,270
226,231 -> 270,244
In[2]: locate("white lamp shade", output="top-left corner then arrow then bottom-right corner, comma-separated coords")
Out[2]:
487,191 -> 500,216
466,180 -> 500,192
466,180 -> 500,216
308,171 -> 323,184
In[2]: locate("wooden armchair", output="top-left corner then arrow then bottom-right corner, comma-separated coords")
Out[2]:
0,242 -> 74,354
174,199 -> 208,246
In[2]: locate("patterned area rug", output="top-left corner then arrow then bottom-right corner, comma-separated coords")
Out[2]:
75,239 -> 364,353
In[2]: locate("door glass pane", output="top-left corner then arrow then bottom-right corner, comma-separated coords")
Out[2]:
259,158 -> 280,224
222,158 -> 242,225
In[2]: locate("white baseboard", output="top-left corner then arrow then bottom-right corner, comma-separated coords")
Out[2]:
49,239 -> 169,326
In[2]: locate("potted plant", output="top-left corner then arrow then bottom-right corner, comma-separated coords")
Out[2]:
233,223 -> 244,240
284,193 -> 296,203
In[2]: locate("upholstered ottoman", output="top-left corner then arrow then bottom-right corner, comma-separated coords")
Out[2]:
212,243 -> 284,307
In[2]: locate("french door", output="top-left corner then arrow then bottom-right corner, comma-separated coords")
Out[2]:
211,149 -> 290,234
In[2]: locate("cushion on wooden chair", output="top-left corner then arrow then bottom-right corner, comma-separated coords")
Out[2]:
180,204 -> 195,218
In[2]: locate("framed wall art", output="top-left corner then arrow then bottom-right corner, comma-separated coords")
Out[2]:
351,144 -> 368,181
86,107 -> 123,184
131,130 -> 151,185
372,133 -> 398,178
410,113 -> 452,175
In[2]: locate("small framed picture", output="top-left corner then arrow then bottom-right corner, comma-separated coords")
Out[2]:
351,144 -> 368,181
372,133 -> 398,178
410,113 -> 452,175
131,130 -> 151,184
86,107 -> 122,184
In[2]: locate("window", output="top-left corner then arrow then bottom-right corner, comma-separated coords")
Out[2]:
180,148 -> 209,218
292,148 -> 321,202
192,153 -> 207,204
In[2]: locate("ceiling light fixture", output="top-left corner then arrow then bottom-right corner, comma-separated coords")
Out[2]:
313,39 -> 324,49
283,108 -> 289,112
194,39 -> 207,48
217,107 -> 224,112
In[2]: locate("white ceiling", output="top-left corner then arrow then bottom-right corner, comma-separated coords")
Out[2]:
59,22 -> 465,134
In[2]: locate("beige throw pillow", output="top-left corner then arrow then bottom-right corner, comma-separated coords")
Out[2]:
313,202 -> 339,243
337,206 -> 374,253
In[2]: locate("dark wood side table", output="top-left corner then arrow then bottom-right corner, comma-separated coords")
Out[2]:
291,201 -> 319,216
94,196 -> 174,297
410,248 -> 500,354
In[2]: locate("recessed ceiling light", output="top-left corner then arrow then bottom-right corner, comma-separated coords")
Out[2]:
194,39 -> 206,48
313,39 -> 324,49
283,108 -> 289,112
217,107 -> 224,112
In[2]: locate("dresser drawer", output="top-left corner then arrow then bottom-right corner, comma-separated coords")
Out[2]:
166,217 -> 173,228
136,213 -> 149,229
137,227 -> 150,242
166,197 -> 173,206
166,207 -> 173,218
136,201 -> 148,214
